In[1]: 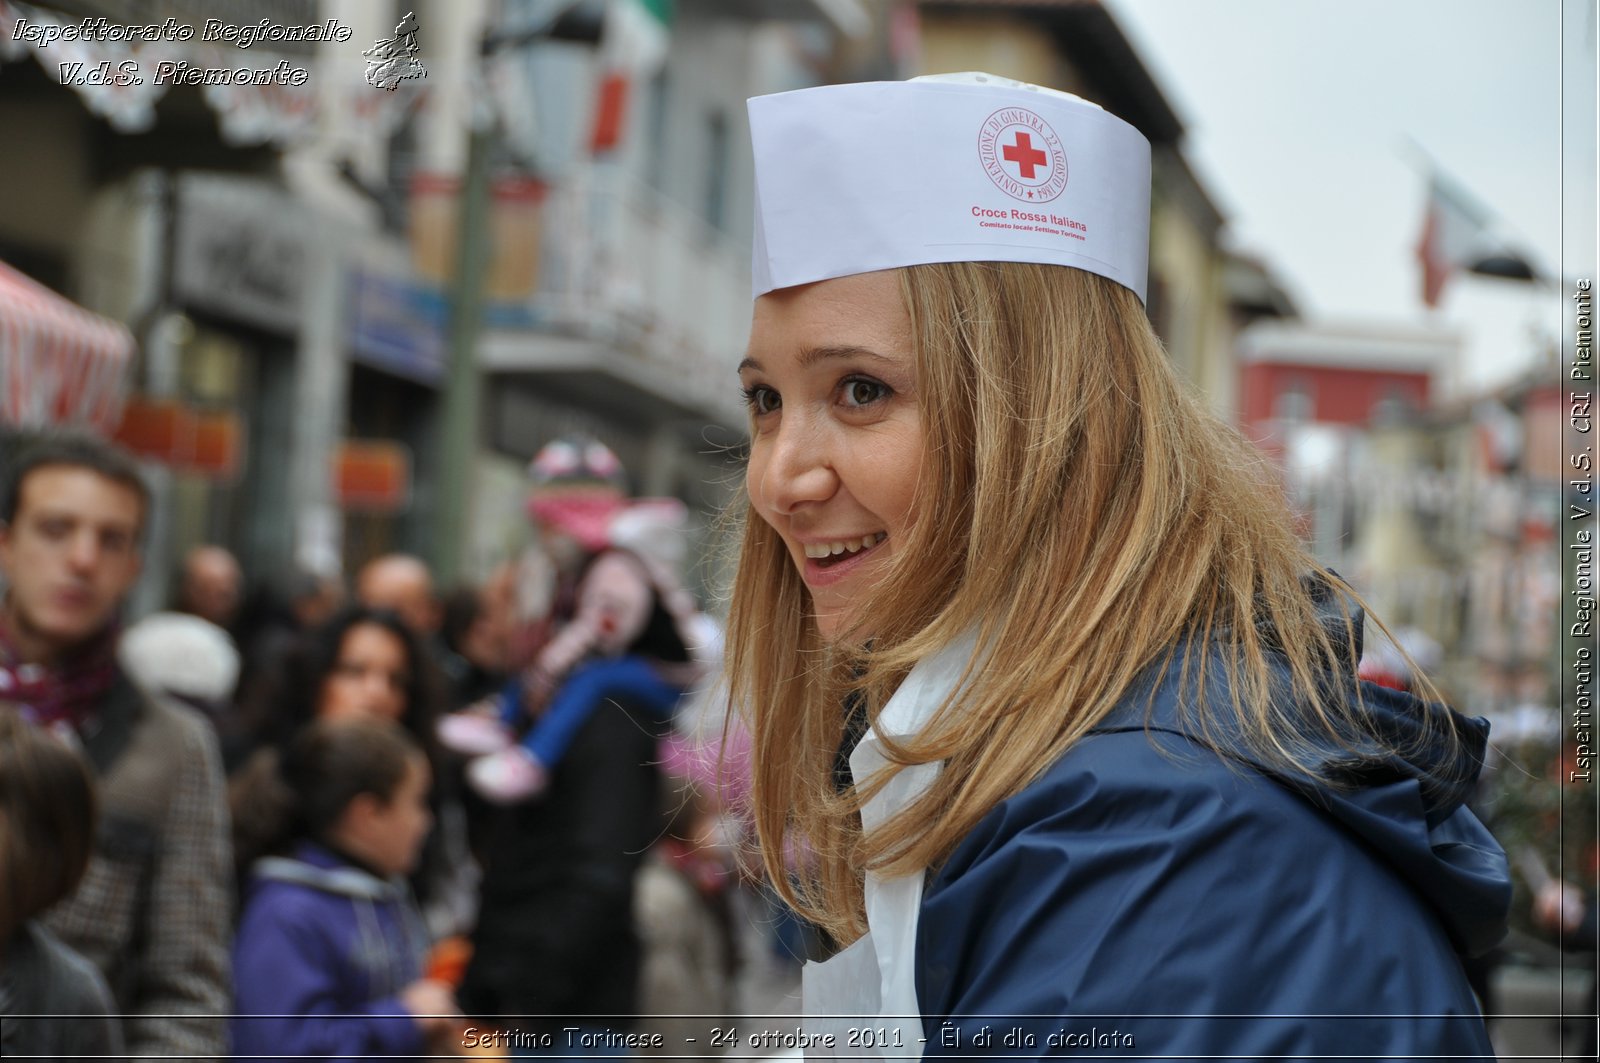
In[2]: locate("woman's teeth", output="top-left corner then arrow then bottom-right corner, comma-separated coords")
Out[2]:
804,532 -> 886,560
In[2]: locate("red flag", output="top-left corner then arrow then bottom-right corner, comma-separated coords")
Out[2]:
588,0 -> 671,156
1415,173 -> 1493,308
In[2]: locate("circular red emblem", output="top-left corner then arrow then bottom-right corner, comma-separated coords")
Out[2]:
977,106 -> 1068,203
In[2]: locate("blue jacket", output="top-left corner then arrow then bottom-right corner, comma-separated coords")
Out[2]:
916,648 -> 1511,1060
231,842 -> 431,1062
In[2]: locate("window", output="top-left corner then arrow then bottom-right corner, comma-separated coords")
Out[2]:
704,109 -> 728,231
1273,378 -> 1313,422
645,70 -> 670,192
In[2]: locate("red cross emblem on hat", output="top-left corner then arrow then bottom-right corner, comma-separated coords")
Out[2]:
979,107 -> 1069,203
1002,132 -> 1049,179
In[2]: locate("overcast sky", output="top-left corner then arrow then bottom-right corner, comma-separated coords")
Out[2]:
1105,0 -> 1597,397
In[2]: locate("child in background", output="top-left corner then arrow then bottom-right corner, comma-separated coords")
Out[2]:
231,718 -> 460,1062
0,707 -> 123,1058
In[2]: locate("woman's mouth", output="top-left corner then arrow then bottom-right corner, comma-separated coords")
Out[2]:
805,532 -> 886,565
800,532 -> 887,585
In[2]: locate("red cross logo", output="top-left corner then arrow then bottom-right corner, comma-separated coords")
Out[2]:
979,107 -> 1069,202
1002,132 -> 1048,179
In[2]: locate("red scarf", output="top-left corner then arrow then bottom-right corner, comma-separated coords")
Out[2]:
0,613 -> 122,733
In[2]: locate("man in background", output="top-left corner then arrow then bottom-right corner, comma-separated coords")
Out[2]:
174,544 -> 243,633
357,552 -> 469,705
0,433 -> 231,1057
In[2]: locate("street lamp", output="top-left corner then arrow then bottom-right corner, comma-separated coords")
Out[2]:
1468,250 -> 1541,283
433,1 -> 605,584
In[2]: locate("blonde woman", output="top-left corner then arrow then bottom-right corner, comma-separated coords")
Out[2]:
727,73 -> 1509,1058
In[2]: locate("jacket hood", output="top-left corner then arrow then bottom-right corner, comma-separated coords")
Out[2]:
1096,607 -> 1511,958
248,842 -> 408,903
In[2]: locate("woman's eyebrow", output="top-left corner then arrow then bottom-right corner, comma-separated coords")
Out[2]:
738,345 -> 895,374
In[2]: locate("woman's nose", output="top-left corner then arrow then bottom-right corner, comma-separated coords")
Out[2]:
756,418 -> 838,515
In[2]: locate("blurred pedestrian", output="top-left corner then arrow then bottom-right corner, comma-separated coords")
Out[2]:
357,552 -> 471,705
230,717 -> 460,1061
357,554 -> 440,639
0,432 -> 231,1056
439,442 -> 705,805
454,444 -> 681,1046
1532,875 -> 1599,1058
0,707 -> 122,1059
439,568 -> 514,708
175,543 -> 243,633
634,738 -> 742,1056
288,564 -> 346,632
230,565 -> 346,770
233,604 -> 438,760
727,72 -> 1510,1056
232,604 -> 476,941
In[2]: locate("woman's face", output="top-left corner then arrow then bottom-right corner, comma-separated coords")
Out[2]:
318,622 -> 411,723
740,270 -> 923,640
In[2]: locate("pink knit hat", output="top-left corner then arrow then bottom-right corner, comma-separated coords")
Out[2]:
525,437 -> 628,552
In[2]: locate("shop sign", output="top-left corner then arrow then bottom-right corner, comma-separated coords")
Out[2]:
174,174 -> 306,333
113,396 -> 193,462
112,395 -> 244,480
334,439 -> 412,513
191,409 -> 244,479
347,266 -> 447,385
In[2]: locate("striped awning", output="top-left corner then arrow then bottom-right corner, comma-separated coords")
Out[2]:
0,259 -> 134,434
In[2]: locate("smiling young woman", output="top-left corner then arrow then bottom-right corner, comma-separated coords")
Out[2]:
739,270 -> 922,641
723,73 -> 1509,1058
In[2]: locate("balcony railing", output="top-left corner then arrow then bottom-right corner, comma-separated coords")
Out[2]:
492,169 -> 750,427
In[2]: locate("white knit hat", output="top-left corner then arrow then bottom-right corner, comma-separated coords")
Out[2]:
117,611 -> 240,705
749,72 -> 1151,301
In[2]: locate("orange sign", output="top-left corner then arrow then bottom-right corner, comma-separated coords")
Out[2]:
191,410 -> 244,479
334,440 -> 412,513
112,397 -> 245,481
113,396 -> 194,463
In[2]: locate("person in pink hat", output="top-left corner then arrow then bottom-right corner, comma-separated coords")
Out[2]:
453,441 -> 710,1037
438,437 -> 705,804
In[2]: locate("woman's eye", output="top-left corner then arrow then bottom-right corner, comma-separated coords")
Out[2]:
742,385 -> 780,415
842,378 -> 889,407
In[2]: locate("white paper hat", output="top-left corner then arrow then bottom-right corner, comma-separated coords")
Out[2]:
749,72 -> 1151,302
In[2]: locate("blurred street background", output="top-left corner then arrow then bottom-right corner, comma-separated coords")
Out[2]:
1,0 -> 1595,1057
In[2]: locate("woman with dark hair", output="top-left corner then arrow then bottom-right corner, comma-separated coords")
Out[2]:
245,605 -> 442,756
232,606 -> 475,941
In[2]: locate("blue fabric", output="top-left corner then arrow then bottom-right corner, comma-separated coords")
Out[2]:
508,656 -> 683,768
230,842 -> 428,1063
915,649 -> 1510,1060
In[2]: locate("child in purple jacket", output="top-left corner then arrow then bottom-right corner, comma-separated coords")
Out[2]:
230,718 -> 458,1061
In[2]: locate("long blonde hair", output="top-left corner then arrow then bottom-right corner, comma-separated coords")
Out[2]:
725,261 -> 1449,943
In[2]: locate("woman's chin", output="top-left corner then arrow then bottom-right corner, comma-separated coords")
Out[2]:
811,610 -> 873,647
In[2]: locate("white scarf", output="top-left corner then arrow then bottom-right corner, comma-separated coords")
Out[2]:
801,630 -> 982,1060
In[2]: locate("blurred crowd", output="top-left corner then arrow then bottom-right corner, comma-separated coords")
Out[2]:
1,427 -> 1594,1061
0,431 -> 793,1061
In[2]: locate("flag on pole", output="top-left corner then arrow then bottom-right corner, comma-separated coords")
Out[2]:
590,0 -> 672,154
1414,172 -> 1495,308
